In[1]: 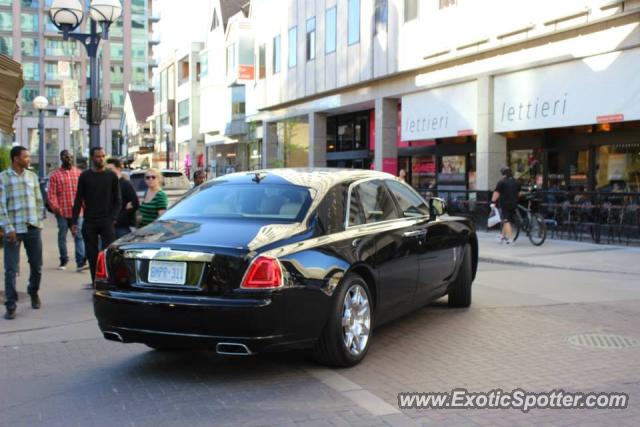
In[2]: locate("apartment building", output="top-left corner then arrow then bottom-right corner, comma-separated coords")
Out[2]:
247,0 -> 640,194
199,0 -> 256,175
1,0 -> 157,172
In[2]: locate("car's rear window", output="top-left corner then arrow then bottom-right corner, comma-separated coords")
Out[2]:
163,183 -> 313,221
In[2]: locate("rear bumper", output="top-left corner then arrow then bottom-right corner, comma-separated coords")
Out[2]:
94,289 -> 326,353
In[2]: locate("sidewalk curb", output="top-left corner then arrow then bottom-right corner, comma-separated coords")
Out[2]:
478,255 -> 637,275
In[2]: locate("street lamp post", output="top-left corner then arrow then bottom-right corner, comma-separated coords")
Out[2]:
163,124 -> 173,170
32,96 -> 49,184
49,0 -> 122,149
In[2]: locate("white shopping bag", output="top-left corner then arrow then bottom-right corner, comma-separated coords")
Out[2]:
487,205 -> 502,228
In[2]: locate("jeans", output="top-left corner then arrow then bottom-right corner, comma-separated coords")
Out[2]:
82,220 -> 116,283
4,226 -> 42,310
56,215 -> 85,266
115,226 -> 132,239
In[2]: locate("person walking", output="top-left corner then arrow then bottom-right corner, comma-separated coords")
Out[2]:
106,158 -> 139,238
138,168 -> 168,227
0,146 -> 44,319
491,166 -> 521,245
48,150 -> 87,271
193,169 -> 206,187
71,147 -> 121,285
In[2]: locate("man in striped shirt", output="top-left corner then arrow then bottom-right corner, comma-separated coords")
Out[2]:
48,150 -> 86,271
0,146 -> 44,320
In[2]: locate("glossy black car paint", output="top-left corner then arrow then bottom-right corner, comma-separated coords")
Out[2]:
94,169 -> 478,353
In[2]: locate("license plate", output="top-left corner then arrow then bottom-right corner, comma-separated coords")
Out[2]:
148,261 -> 187,285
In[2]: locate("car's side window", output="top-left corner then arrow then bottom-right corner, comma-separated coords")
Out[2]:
348,187 -> 365,226
351,179 -> 399,225
385,179 -> 430,218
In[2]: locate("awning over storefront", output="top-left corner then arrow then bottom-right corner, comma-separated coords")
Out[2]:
0,55 -> 24,134
494,47 -> 640,132
401,81 -> 477,141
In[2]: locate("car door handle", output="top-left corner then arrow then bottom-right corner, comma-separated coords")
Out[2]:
402,230 -> 427,238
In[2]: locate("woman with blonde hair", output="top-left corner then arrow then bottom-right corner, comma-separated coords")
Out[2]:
139,168 -> 168,226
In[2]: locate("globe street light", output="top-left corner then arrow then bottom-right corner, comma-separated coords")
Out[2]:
163,124 -> 173,170
49,0 -> 122,149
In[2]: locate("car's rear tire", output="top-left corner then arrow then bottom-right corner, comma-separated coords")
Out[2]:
448,244 -> 472,308
313,273 -> 373,367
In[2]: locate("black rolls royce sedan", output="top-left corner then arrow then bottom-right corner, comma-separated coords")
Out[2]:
94,169 -> 478,366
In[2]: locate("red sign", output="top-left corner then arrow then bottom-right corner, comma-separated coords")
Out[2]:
238,65 -> 254,80
457,129 -> 474,136
412,160 -> 436,174
596,114 -> 624,123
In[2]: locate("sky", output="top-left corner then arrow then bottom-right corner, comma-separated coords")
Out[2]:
153,0 -> 212,64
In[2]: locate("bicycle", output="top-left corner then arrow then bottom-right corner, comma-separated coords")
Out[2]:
512,193 -> 547,246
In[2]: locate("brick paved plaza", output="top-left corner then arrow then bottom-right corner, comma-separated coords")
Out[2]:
1,219 -> 639,426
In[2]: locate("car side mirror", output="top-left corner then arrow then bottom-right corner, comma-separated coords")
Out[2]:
429,198 -> 447,217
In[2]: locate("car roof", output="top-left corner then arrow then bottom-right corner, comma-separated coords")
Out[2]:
215,168 -> 395,192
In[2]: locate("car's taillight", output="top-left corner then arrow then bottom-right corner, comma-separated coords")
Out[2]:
95,250 -> 108,281
240,256 -> 283,289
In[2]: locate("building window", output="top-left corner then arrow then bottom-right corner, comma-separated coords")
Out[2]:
0,36 -> 11,56
272,35 -> 281,74
226,43 -> 235,76
439,0 -> 457,9
288,27 -> 297,68
110,89 -> 124,108
131,0 -> 145,15
160,69 -> 167,102
110,64 -> 124,84
258,44 -> 266,79
21,38 -> 39,57
131,15 -> 146,37
325,7 -> 336,54
46,86 -> 61,105
22,62 -> 40,81
21,86 -> 39,104
374,0 -> 388,35
200,53 -> 208,78
348,0 -> 360,45
28,128 -> 59,159
110,19 -> 123,37
131,41 -> 146,62
132,65 -> 146,86
21,0 -> 39,8
20,13 -> 39,32
404,0 -> 418,22
110,42 -> 124,60
178,99 -> 189,126
178,56 -> 189,85
211,9 -> 219,31
231,85 -> 245,119
0,12 -> 11,31
306,17 -> 316,61
45,39 -> 76,56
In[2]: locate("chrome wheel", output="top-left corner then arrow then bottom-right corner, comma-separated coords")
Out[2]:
341,284 -> 371,356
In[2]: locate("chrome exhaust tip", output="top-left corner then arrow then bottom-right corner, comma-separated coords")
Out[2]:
103,331 -> 124,342
216,342 -> 253,356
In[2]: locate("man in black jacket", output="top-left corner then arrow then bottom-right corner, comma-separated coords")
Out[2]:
491,166 -> 521,245
106,158 -> 139,238
71,147 -> 121,284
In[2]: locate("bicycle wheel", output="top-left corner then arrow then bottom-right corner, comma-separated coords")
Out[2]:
528,213 -> 547,246
512,212 -> 522,242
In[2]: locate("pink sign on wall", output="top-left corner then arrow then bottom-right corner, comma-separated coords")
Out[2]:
383,157 -> 398,175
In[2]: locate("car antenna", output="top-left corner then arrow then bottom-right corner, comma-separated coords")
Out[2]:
249,171 -> 267,183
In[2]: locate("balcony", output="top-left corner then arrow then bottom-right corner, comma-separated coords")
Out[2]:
225,119 -> 248,136
149,12 -> 161,23
149,35 -> 161,46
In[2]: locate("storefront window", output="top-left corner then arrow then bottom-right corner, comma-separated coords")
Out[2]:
28,128 -> 59,157
569,150 -> 589,190
596,143 -> 640,192
410,155 -> 436,191
509,149 -> 544,189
